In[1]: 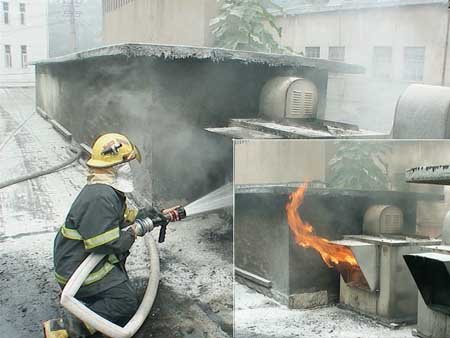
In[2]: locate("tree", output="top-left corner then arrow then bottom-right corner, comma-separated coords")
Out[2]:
210,0 -> 290,53
328,142 -> 392,191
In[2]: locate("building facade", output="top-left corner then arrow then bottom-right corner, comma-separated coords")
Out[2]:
102,0 -> 218,46
0,0 -> 48,87
101,0 -> 450,133
275,0 -> 450,132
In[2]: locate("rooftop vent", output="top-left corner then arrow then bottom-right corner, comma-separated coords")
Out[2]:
363,205 -> 404,236
332,235 -> 440,323
260,77 -> 319,120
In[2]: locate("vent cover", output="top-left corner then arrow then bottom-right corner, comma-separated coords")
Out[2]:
363,205 -> 404,235
382,212 -> 403,234
286,79 -> 318,118
290,90 -> 314,117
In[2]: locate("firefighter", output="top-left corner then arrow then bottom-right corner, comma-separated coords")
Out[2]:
44,133 -> 170,338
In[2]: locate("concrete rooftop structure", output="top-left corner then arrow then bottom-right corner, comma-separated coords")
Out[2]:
33,43 -> 366,203
33,43 -> 365,74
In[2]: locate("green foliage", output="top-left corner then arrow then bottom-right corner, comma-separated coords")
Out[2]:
210,0 -> 290,53
328,142 -> 392,191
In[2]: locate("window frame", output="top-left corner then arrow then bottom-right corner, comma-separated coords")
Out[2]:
403,46 -> 426,82
3,1 -> 9,25
21,45 -> 27,68
372,46 -> 393,80
19,3 -> 25,25
328,46 -> 345,62
305,46 -> 320,58
4,44 -> 12,68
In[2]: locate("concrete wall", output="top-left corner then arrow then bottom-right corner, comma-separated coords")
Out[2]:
102,0 -> 218,46
35,53 -> 316,204
279,4 -> 448,84
234,140 -> 450,235
0,0 -> 48,87
387,141 -> 450,233
234,140 -> 327,185
277,4 -> 450,133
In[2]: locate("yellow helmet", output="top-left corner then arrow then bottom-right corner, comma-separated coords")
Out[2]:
86,133 -> 141,168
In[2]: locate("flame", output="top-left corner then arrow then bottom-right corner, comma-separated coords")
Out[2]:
286,183 -> 358,268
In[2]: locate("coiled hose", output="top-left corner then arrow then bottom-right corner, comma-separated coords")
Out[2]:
60,233 -> 160,338
0,147 -> 82,190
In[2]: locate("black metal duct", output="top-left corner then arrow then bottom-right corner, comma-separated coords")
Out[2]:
404,253 -> 450,315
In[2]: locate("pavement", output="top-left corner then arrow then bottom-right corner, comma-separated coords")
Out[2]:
234,283 -> 415,338
0,87 -> 232,338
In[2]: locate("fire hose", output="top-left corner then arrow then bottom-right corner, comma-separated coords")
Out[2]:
0,146 -> 82,190
60,206 -> 187,338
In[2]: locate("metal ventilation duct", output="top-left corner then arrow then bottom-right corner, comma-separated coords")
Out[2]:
392,84 -> 450,139
404,251 -> 450,315
404,246 -> 450,338
332,235 -> 441,323
363,205 -> 404,236
259,77 -> 319,120
206,74 -> 385,139
330,239 -> 377,292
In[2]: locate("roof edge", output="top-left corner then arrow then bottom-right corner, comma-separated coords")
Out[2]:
32,43 -> 365,74
273,0 -> 447,16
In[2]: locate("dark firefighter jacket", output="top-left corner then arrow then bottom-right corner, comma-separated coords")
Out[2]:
53,183 -> 136,298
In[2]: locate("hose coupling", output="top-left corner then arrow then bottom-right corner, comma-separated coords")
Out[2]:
134,217 -> 154,237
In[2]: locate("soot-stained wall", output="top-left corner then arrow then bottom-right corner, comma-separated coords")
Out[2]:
36,55 -> 321,203
235,187 -> 428,308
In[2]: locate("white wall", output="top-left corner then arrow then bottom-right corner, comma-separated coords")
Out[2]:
234,140 -> 327,185
102,0 -> 218,46
277,3 -> 449,133
0,0 -> 48,87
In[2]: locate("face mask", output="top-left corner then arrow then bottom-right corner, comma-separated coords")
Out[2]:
111,162 -> 135,193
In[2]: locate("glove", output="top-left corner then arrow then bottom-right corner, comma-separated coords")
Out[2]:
137,206 -> 169,227
151,212 -> 169,228
162,205 -> 186,222
136,206 -> 160,220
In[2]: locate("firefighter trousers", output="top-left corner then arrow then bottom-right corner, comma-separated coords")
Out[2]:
66,280 -> 139,337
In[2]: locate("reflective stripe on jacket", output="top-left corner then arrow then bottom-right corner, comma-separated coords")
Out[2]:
53,184 -> 135,297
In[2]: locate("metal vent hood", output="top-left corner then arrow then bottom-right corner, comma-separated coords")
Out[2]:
405,249 -> 450,315
332,235 -> 441,324
207,72 -> 386,140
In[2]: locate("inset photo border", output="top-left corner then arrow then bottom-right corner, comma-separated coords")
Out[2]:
233,139 -> 450,338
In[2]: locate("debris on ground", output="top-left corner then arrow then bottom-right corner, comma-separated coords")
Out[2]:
234,283 -> 414,338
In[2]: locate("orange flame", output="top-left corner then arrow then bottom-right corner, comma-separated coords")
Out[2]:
286,183 -> 358,268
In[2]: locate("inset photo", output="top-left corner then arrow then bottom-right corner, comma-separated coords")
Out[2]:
234,139 -> 450,338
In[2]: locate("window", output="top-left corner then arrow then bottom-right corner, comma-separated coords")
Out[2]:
305,47 -> 320,58
404,47 -> 425,81
4,45 -> 11,68
329,46 -> 345,62
21,45 -> 27,68
3,2 -> 8,24
373,46 -> 392,79
20,3 -> 25,25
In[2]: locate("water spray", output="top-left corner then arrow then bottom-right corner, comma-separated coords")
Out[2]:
133,183 -> 233,242
183,182 -> 233,217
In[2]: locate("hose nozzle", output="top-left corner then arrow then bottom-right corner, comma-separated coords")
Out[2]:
157,206 -> 186,243
163,206 -> 186,222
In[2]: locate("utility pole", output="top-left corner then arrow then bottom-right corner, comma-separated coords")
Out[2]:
63,0 -> 81,53
69,0 -> 77,52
